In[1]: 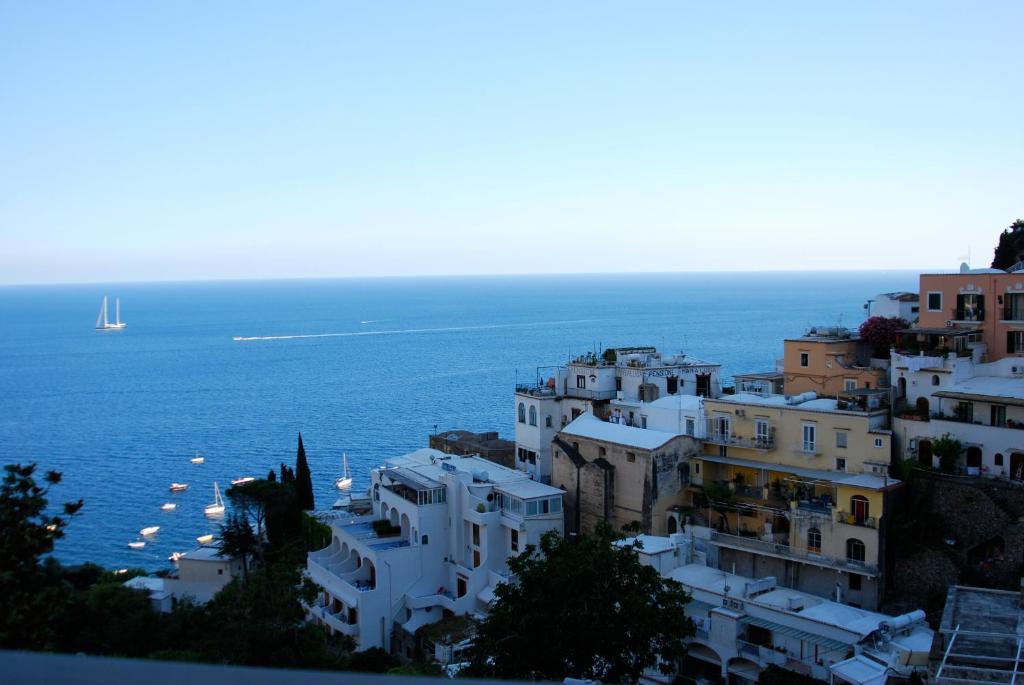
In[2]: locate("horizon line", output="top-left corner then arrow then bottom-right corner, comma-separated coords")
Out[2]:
0,266 -> 937,289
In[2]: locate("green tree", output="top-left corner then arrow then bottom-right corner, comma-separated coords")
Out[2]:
0,464 -> 83,649
295,433 -> 315,511
466,524 -> 693,683
218,513 -> 259,584
933,433 -> 963,474
992,219 -> 1024,270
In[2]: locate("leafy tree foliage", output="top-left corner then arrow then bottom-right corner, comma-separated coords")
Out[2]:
218,513 -> 259,584
294,433 -> 315,511
858,316 -> 908,357
0,464 -> 83,649
992,219 -> 1024,270
466,524 -> 693,683
933,433 -> 963,474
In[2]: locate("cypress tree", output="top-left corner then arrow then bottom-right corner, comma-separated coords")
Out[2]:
295,433 -> 315,511
267,469 -> 276,482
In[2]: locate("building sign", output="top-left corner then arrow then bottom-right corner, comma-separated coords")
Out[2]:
621,366 -> 719,378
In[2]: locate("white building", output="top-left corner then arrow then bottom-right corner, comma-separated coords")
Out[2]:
892,345 -> 1024,478
609,393 -> 706,437
123,545 -> 244,612
515,346 -> 721,482
306,449 -> 564,652
866,292 -> 919,322
615,533 -> 933,685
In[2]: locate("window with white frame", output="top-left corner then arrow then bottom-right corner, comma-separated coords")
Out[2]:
755,419 -> 770,444
874,438 -> 884,448
802,423 -> 816,453
844,379 -> 857,391
685,418 -> 695,436
799,352 -> 809,367
836,431 -> 848,449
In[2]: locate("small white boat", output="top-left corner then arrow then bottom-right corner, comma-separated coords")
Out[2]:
190,451 -> 205,465
168,551 -> 184,562
204,481 -> 225,517
196,534 -> 214,544
161,502 -> 176,511
335,453 -> 353,490
128,541 -> 146,550
230,476 -> 255,486
169,482 -> 188,492
140,526 -> 160,536
95,296 -> 127,331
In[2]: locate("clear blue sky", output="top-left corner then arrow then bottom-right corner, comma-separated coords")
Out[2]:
1,2 -> 1021,284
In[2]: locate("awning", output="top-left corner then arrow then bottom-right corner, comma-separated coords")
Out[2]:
934,390 -> 1024,408
697,454 -> 897,491
740,616 -> 849,653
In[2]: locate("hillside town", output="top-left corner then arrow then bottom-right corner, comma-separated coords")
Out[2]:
295,260 -> 1024,684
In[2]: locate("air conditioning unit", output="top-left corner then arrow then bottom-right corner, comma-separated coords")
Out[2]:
945,320 -> 954,327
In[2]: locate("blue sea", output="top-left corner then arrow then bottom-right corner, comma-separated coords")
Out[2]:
0,272 -> 917,569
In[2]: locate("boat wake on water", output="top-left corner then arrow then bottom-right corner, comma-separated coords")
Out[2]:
232,317 -> 610,342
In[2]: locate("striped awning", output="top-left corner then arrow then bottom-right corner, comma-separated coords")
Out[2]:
740,615 -> 849,653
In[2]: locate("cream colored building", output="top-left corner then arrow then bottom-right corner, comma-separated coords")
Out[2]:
687,390 -> 897,610
552,413 -> 699,536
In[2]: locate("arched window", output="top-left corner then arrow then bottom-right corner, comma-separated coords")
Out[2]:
528,406 -> 537,426
931,375 -> 941,386
807,528 -> 821,553
850,495 -> 869,524
846,538 -> 866,562
518,403 -> 526,424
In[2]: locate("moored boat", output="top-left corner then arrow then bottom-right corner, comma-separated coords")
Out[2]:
190,451 -> 205,464
169,482 -> 188,492
230,476 -> 255,486
128,541 -> 146,550
140,526 -> 160,536
335,453 -> 353,490
161,502 -> 176,511
196,534 -> 214,544
204,481 -> 225,517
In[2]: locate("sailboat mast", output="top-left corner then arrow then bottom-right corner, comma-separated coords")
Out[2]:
103,296 -> 109,327
115,298 -> 121,326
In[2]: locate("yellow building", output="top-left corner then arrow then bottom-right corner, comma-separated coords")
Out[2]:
689,389 -> 897,610
783,327 -> 888,397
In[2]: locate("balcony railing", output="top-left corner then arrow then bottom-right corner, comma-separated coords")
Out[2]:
834,512 -> 878,529
704,432 -> 776,451
565,387 -> 618,400
708,530 -> 879,575
1003,308 -> 1024,322
952,308 -> 984,322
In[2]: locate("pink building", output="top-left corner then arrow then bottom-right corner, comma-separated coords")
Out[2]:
916,267 -> 1024,361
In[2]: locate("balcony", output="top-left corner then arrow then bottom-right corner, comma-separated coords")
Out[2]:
707,530 -> 878,576
834,511 -> 878,529
308,559 -> 372,605
565,387 -> 618,401
515,383 -> 558,398
309,604 -> 360,637
951,308 -> 984,322
704,432 -> 776,451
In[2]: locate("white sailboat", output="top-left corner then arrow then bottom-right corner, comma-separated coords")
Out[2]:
335,453 -> 352,490
204,481 -> 225,517
161,502 -> 176,511
190,451 -> 205,464
95,296 -> 127,330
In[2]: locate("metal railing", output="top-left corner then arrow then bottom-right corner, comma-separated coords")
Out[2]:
708,530 -> 879,575
565,387 -> 618,400
703,432 -> 776,451
952,308 -> 984,322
